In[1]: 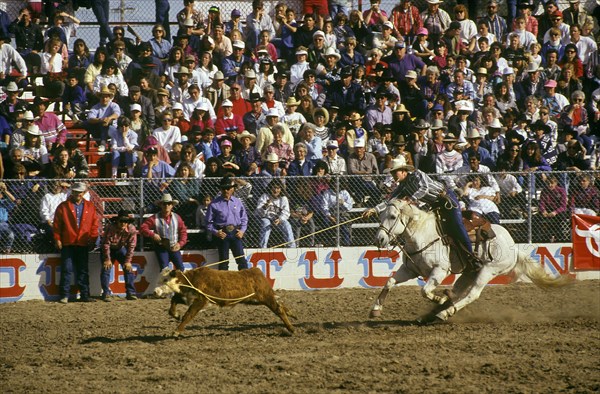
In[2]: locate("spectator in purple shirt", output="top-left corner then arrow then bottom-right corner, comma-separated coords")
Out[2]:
206,176 -> 249,271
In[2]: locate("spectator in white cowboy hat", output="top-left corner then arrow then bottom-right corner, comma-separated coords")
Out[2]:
204,70 -> 231,111
435,132 -> 463,174
140,193 -> 188,272
420,0 -> 451,45
235,130 -> 261,177
255,107 -> 293,159
242,69 -> 262,101
461,127 -> 494,168
0,82 -> 28,126
10,110 -> 41,149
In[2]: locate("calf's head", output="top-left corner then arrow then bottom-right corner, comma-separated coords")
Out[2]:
154,268 -> 182,297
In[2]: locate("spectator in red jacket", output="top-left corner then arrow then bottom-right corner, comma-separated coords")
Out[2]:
53,182 -> 99,304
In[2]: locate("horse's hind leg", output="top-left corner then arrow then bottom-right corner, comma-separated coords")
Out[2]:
370,265 -> 417,318
421,266 -> 451,305
435,269 -> 494,321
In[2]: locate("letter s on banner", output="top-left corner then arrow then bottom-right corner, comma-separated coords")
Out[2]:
572,214 -> 600,271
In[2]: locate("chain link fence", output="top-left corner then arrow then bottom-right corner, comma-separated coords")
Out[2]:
1,170 -> 598,253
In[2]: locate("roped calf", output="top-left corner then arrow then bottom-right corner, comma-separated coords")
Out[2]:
154,267 -> 295,336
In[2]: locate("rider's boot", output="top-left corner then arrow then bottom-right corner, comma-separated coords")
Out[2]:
465,253 -> 484,272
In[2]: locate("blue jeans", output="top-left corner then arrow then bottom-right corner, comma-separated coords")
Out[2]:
0,222 -> 14,252
154,247 -> 184,271
60,245 -> 90,300
216,230 -> 248,270
259,218 -> 296,248
91,0 -> 113,46
155,0 -> 171,42
112,150 -> 136,169
438,188 -> 473,253
100,247 -> 136,296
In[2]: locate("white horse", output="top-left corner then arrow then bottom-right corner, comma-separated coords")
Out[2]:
370,199 -> 572,323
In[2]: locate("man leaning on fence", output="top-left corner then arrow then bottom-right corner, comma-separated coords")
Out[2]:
140,193 -> 187,272
53,182 -> 99,304
206,176 -> 249,271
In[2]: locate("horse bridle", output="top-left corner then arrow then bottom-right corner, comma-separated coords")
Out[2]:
377,201 -> 409,247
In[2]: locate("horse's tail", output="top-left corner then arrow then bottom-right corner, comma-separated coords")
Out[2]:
514,252 -> 575,288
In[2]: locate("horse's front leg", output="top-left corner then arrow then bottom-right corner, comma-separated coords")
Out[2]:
421,266 -> 451,305
370,264 -> 417,318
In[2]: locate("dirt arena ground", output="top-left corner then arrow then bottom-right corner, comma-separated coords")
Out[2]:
1,281 -> 599,393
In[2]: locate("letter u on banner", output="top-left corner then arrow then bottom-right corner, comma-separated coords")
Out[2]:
571,214 -> 600,271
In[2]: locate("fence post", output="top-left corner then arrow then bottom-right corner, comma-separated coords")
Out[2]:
335,175 -> 340,247
139,177 -> 145,250
527,172 -> 534,244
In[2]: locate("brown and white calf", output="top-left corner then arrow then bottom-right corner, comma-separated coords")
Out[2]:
154,267 -> 295,336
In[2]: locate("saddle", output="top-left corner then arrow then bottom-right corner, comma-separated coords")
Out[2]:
434,210 -> 495,273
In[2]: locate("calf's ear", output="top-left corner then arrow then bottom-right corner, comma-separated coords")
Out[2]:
169,270 -> 178,278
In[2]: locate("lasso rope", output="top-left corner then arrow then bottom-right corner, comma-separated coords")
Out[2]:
177,271 -> 255,304
201,216 -> 365,269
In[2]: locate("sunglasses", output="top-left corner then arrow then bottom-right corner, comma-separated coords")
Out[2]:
163,118 -> 172,122
115,47 -> 125,51
540,112 -> 549,115
510,149 -> 520,152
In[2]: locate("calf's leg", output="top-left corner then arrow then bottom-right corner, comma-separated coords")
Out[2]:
173,297 -> 208,336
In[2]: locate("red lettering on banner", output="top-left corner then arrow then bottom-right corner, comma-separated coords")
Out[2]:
248,252 -> 286,287
535,246 -> 572,275
107,256 -> 150,294
360,250 -> 401,288
39,257 -> 62,297
300,250 -> 343,289
183,253 -> 206,268
0,259 -> 26,298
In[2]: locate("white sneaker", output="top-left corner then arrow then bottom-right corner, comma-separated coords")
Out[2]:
59,297 -> 68,304
97,145 -> 106,152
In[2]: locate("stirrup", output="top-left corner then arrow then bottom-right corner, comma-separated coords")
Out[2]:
465,254 -> 484,272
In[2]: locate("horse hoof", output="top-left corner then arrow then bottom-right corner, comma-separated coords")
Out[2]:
369,309 -> 381,318
417,314 -> 446,326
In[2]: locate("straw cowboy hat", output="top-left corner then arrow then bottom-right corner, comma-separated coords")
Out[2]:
488,118 -> 505,131
155,193 -> 179,206
347,112 -> 364,121
386,157 -> 415,172
443,133 -> 458,142
97,86 -> 114,97
393,104 -> 410,115
286,96 -> 300,107
322,47 -> 341,61
313,107 -> 329,124
174,66 -> 192,76
236,130 -> 256,144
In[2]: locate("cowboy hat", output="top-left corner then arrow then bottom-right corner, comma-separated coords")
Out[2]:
155,193 -> 179,206
384,157 -> 412,173
455,100 -> 474,113
313,107 -> 329,124
413,119 -> 430,130
443,133 -> 458,142
26,124 -> 42,136
393,104 -> 410,114
322,47 -> 341,60
347,112 -> 364,121
466,128 -> 482,139
22,110 -> 36,121
174,66 -> 192,76
430,119 -> 447,131
97,86 -> 114,97
526,63 -> 541,73
488,118 -> 505,130
265,152 -> 279,163
219,176 -> 237,189
212,71 -> 225,80
286,96 -> 300,107
394,135 -> 407,145
116,209 -> 135,223
4,82 -> 18,93
354,138 -> 366,148
70,182 -> 87,192
236,130 -> 256,144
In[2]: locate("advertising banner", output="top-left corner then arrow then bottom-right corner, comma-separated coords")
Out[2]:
571,214 -> 600,271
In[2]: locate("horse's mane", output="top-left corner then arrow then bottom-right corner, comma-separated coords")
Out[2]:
389,199 -> 437,234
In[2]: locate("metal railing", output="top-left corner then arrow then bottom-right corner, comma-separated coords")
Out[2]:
0,170 -> 597,253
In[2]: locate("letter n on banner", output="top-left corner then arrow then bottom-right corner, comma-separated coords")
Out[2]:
571,214 -> 600,270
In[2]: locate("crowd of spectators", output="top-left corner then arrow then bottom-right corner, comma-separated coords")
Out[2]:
0,0 -> 599,250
